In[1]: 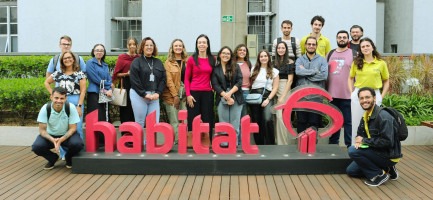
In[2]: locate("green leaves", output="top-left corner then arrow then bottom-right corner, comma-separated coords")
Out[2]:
383,94 -> 433,125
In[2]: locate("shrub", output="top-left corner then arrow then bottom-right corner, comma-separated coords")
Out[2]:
382,94 -> 433,125
0,55 -> 168,78
0,78 -> 49,125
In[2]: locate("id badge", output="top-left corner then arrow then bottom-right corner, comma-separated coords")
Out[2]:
149,74 -> 155,82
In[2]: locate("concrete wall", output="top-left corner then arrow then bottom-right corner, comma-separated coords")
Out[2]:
17,0 -> 110,53
220,0 -> 248,49
376,2 -> 385,53
141,0 -> 221,53
384,0 -> 413,53
274,0 -> 377,51
412,0 -> 433,54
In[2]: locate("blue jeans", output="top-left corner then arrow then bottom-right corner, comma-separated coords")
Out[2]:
346,146 -> 396,179
130,89 -> 160,144
217,101 -> 243,145
329,98 -> 352,147
32,133 -> 83,164
59,94 -> 84,159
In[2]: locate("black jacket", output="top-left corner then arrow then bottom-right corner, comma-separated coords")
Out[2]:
358,105 -> 402,159
130,56 -> 166,97
211,64 -> 244,105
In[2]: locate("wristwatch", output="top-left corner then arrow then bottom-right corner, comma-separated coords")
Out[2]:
77,104 -> 82,107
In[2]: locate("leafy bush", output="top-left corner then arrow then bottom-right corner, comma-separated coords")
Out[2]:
382,94 -> 433,125
0,78 -> 49,125
0,55 -> 167,78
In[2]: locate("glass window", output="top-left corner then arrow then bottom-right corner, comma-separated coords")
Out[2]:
0,36 -> 6,53
10,24 -> 17,34
0,7 -> 6,23
0,24 -> 7,34
11,35 -> 17,52
10,7 -> 17,23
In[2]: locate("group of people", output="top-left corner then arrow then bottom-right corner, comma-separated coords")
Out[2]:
31,15 -> 401,187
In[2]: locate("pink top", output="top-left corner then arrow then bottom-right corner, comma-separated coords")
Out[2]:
327,49 -> 353,99
238,61 -> 251,89
185,56 -> 213,96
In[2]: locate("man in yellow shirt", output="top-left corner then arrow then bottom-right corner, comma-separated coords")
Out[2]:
300,15 -> 331,57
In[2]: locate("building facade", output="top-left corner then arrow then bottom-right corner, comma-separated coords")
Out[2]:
1,0 -> 431,54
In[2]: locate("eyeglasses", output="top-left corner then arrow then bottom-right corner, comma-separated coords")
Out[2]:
306,43 -> 316,46
63,56 -> 73,60
337,36 -> 348,39
94,49 -> 104,52
221,52 -> 231,56
61,43 -> 71,47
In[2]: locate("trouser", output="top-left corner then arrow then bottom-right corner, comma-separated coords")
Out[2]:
32,133 -> 83,165
163,99 -> 186,142
187,91 -> 214,135
329,98 -> 352,147
119,88 -> 135,123
239,89 -> 250,145
87,92 -> 108,145
217,100 -> 243,145
351,88 -> 382,145
275,79 -> 296,145
346,146 -> 396,179
130,89 -> 160,127
59,94 -> 84,158
296,111 -> 321,134
249,90 -> 275,145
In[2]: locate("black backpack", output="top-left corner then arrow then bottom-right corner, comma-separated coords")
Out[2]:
46,101 -> 70,120
379,107 -> 408,141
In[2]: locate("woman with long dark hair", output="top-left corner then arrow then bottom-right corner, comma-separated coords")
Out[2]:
249,50 -> 279,145
211,46 -> 243,146
185,34 -> 215,146
348,37 -> 390,145
273,41 -> 295,145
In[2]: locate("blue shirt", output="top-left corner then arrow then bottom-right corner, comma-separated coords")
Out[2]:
46,54 -> 87,73
37,102 -> 80,136
86,57 -> 112,93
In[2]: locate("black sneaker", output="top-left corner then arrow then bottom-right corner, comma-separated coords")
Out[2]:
364,172 -> 390,186
44,162 -> 55,170
388,166 -> 399,180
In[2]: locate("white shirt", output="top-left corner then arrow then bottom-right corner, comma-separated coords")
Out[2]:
250,67 -> 279,91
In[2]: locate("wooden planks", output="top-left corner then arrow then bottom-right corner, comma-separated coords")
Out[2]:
1,146 -> 433,199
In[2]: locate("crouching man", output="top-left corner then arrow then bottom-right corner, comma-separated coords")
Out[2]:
346,87 -> 402,186
32,87 -> 84,169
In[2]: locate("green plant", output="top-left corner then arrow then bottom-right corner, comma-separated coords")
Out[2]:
382,94 -> 433,125
0,78 -> 49,125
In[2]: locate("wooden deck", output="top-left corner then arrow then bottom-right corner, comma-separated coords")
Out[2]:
1,145 -> 433,200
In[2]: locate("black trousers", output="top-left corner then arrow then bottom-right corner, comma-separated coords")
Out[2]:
187,91 -> 214,134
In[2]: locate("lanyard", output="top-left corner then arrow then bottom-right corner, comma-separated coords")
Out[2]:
143,56 -> 154,72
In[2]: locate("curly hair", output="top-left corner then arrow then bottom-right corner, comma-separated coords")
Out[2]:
167,38 -> 188,62
354,38 -> 381,70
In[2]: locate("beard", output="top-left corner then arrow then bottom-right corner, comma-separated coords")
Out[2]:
337,41 -> 349,48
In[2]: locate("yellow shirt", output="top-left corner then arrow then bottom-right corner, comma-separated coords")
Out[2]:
300,34 -> 331,57
349,58 -> 389,89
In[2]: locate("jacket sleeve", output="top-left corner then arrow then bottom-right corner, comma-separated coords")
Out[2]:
86,60 -> 102,85
211,68 -> 224,95
184,57 -> 194,96
307,58 -> 328,82
363,114 -> 394,149
164,60 -> 178,97
234,65 -> 243,89
129,59 -> 146,97
112,54 -> 125,82
156,60 -> 166,95
295,58 -> 318,76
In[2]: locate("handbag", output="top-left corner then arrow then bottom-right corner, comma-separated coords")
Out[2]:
110,78 -> 127,106
98,80 -> 113,103
245,79 -> 269,104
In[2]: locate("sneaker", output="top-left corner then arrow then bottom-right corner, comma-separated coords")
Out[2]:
65,164 -> 72,169
44,162 -> 55,170
388,166 -> 399,180
364,172 -> 390,186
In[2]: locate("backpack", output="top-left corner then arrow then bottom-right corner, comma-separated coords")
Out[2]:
46,101 -> 70,120
52,53 -> 80,73
326,48 -> 357,63
379,107 -> 409,141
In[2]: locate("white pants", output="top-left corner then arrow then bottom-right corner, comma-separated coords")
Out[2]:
350,88 -> 382,145
275,79 -> 296,145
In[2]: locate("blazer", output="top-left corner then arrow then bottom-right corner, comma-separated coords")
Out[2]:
211,64 -> 244,105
